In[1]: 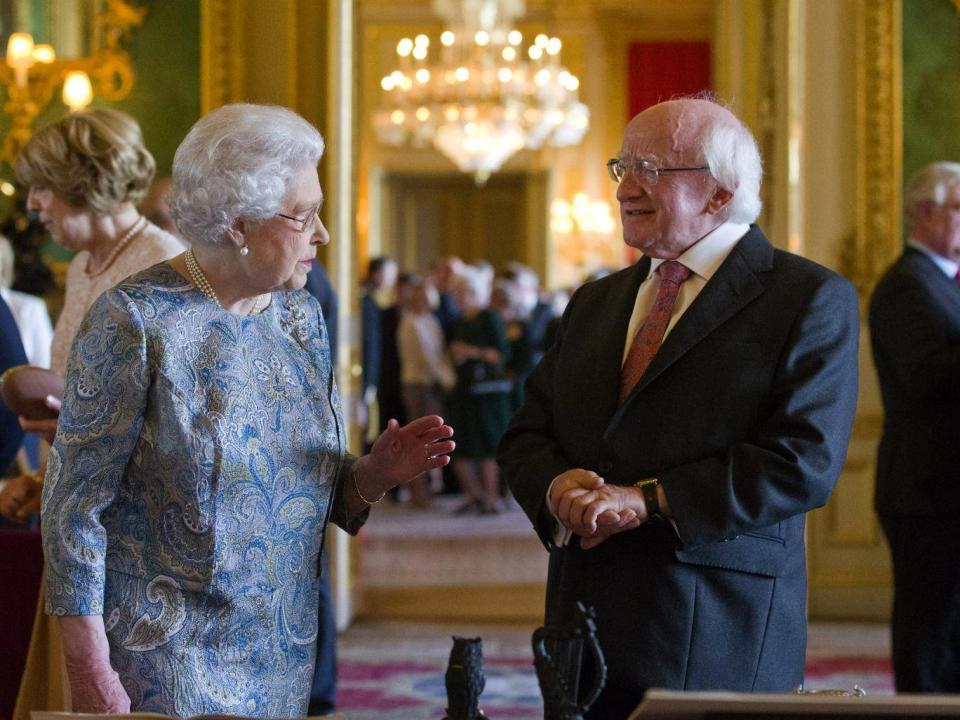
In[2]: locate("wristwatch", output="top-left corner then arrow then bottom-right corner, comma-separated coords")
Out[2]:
634,477 -> 661,519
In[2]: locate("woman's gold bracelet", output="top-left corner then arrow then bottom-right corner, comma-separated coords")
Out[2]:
352,464 -> 386,505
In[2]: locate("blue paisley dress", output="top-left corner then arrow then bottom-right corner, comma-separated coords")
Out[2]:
41,263 -> 366,718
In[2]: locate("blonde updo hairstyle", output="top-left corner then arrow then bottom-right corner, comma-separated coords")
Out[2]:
15,108 -> 155,213
168,104 -> 325,247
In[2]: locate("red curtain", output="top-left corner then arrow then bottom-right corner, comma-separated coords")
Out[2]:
627,42 -> 712,121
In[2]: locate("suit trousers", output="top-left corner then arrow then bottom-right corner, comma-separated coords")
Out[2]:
879,513 -> 960,692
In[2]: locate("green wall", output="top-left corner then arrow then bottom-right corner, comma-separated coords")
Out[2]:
902,0 -> 960,187
0,0 -> 200,185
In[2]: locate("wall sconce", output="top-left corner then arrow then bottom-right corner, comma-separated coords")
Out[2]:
0,0 -> 147,166
551,192 -> 619,282
550,193 -> 616,236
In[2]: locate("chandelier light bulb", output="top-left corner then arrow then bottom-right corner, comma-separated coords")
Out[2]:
62,70 -> 93,112
373,0 -> 590,184
6,32 -> 35,86
32,44 -> 56,63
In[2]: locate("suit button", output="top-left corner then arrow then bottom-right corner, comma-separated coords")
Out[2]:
598,460 -> 613,474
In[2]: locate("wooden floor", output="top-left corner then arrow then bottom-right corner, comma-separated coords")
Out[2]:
358,493 -> 548,622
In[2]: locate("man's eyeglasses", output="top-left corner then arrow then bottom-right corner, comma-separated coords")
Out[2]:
606,156 -> 709,185
277,204 -> 322,233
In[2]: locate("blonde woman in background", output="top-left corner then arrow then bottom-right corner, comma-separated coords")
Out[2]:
0,108 -> 181,720
397,275 -> 456,507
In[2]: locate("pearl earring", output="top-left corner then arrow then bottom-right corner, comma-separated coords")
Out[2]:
240,245 -> 249,257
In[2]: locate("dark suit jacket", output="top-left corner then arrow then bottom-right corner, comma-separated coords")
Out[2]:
377,304 -> 406,428
0,295 -> 27,471
361,292 -> 381,397
870,246 -> 960,517
498,226 -> 859,696
304,260 -> 338,359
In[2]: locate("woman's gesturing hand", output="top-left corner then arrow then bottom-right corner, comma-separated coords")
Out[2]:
365,415 -> 455,494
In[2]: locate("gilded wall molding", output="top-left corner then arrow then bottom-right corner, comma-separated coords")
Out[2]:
847,0 -> 902,310
201,0 -> 244,113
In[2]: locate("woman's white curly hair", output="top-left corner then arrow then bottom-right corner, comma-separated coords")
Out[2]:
168,104 -> 325,247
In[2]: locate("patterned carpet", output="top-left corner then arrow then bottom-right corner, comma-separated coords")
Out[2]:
334,620 -> 893,719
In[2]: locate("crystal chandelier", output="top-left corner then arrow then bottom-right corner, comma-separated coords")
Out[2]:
373,0 -> 589,185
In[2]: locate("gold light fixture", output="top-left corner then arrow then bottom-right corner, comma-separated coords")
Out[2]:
0,0 -> 147,166
373,0 -> 589,185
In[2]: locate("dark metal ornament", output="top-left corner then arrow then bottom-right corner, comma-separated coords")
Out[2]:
443,635 -> 486,720
532,602 -> 607,720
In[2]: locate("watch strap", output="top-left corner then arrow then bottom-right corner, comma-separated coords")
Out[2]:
634,477 -> 661,518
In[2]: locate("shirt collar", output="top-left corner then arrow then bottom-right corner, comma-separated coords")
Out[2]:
907,237 -> 960,279
645,222 -> 751,281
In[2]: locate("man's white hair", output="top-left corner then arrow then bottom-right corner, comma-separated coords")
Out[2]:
905,162 -> 960,225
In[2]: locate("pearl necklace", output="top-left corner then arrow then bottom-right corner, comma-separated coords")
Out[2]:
85,215 -> 148,277
185,248 -> 268,315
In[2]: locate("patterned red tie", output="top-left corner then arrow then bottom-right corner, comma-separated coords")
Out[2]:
618,260 -> 692,404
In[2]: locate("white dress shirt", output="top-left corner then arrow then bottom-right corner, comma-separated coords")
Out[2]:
1,287 -> 53,369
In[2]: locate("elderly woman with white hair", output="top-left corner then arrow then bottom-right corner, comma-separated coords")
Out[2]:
40,103 -> 454,717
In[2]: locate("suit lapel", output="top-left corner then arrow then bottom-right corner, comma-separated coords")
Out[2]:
612,227 -> 773,416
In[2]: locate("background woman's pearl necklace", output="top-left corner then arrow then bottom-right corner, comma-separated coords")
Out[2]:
185,248 -> 267,315
85,215 -> 147,277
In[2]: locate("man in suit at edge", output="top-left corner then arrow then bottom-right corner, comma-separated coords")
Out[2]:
869,161 -> 960,693
303,259 -> 340,715
497,97 -> 860,718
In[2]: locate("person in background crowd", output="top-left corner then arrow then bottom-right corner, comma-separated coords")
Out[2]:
0,234 -> 51,475
378,271 -> 414,440
140,176 -> 186,247
870,161 -> 960,693
2,107 -> 184,720
397,275 -> 456,507
504,262 -> 555,366
491,277 -> 533,411
447,266 -> 511,515
498,97 -> 859,717
305,260 -> 338,359
40,102 -> 454,717
0,294 -> 27,475
0,235 -> 53,369
431,255 -> 463,334
358,255 -> 397,437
